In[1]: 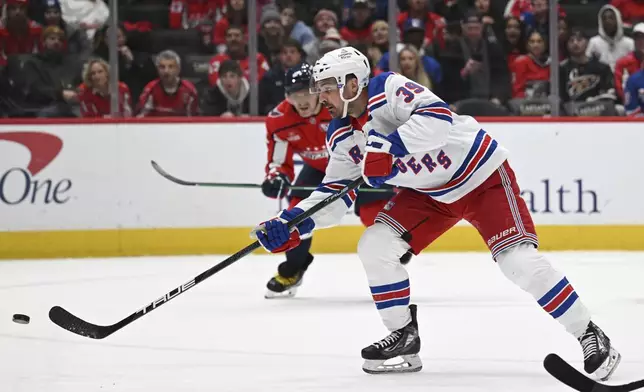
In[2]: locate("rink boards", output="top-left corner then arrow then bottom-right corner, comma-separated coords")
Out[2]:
1,117 -> 643,259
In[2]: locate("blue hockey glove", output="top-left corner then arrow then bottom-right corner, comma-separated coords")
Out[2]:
252,208 -> 315,253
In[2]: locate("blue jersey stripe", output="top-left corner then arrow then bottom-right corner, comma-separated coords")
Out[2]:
330,131 -> 353,151
413,111 -> 453,124
538,278 -> 569,307
370,279 -> 410,294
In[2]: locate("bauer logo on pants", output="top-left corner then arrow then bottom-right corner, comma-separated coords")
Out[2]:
0,131 -> 72,206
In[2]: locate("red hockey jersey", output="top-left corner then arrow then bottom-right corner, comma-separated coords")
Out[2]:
0,20 -> 42,66
614,51 -> 642,101
265,100 -> 333,182
169,0 -> 225,29
78,82 -> 132,118
137,79 -> 199,117
208,52 -> 269,85
611,0 -> 644,26
511,55 -> 550,98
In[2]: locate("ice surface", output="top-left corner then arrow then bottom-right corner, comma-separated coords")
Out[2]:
1,252 -> 643,391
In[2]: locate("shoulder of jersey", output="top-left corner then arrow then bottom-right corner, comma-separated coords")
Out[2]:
325,117 -> 354,151
367,72 -> 395,113
267,100 -> 302,131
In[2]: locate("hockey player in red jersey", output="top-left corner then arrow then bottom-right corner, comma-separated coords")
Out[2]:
253,47 -> 621,379
262,63 -> 396,298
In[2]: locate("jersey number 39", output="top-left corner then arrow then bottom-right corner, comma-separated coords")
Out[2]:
396,82 -> 425,103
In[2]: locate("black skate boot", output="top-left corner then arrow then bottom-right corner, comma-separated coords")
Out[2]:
361,304 -> 422,374
264,254 -> 313,299
577,321 -> 621,381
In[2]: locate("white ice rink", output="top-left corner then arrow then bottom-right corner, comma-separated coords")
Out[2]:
1,252 -> 643,391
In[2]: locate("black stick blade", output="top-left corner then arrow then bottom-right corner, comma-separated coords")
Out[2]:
150,160 -> 196,186
49,306 -> 115,339
544,353 -> 596,392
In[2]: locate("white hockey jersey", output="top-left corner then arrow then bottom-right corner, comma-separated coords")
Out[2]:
296,72 -> 509,229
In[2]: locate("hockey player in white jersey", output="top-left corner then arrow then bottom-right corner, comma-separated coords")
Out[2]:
252,47 -> 622,378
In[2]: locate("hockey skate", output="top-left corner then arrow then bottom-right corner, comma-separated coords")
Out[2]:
264,255 -> 312,299
578,321 -> 621,381
264,271 -> 304,298
361,304 -> 422,374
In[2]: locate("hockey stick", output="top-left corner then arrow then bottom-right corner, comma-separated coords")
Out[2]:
49,176 -> 365,339
151,160 -> 390,192
544,353 -> 644,392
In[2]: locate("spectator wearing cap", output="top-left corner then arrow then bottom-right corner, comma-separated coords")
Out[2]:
396,0 -> 445,49
559,28 -> 616,104
13,25 -> 83,117
204,59 -> 250,116
374,18 -> 441,85
303,9 -> 343,64
0,0 -> 42,66
610,0 -> 644,28
519,0 -> 565,41
511,29 -> 550,98
137,50 -> 199,117
92,24 -> 156,102
435,10 -> 510,105
367,20 -> 389,68
587,5 -> 634,71
208,25 -> 271,86
40,0 -> 89,56
615,23 -> 644,102
259,38 -> 305,114
258,5 -> 286,67
340,0 -> 373,44
78,58 -> 132,118
318,28 -> 344,57
213,0 -> 248,54
58,0 -> 109,41
280,1 -> 315,47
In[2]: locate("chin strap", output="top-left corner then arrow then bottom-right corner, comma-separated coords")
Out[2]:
339,84 -> 364,118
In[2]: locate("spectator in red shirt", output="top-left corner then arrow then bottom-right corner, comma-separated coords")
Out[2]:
169,0 -> 225,30
208,25 -> 270,85
78,58 -> 132,118
503,16 -> 526,72
615,22 -> 644,101
213,0 -> 247,53
340,0 -> 373,45
512,29 -> 550,98
0,0 -> 42,66
137,50 -> 199,117
396,0 -> 445,49
611,0 -> 644,28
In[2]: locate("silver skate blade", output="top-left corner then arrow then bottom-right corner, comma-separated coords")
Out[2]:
362,354 -> 423,374
264,287 -> 298,299
596,346 -> 622,381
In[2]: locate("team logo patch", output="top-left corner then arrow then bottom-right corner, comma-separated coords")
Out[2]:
384,200 -> 395,211
319,122 -> 329,132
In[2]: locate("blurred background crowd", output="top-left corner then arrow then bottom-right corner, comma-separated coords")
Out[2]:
0,0 -> 643,118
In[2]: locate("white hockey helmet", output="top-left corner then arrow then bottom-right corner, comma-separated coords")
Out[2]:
311,47 -> 371,117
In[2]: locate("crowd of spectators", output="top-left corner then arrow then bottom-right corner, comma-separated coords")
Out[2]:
1,0 -> 644,118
